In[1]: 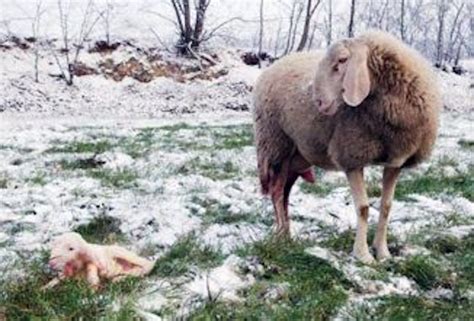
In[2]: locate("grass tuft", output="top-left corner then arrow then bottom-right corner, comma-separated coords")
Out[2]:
0,255 -> 141,320
389,255 -> 449,290
87,168 -> 138,188
458,139 -> 474,149
74,214 -> 125,244
26,172 -> 47,186
47,140 -> 114,154
192,237 -> 352,320
0,173 -> 8,189
151,233 -> 224,278
177,157 -> 239,180
395,167 -> 473,201
372,295 -> 474,320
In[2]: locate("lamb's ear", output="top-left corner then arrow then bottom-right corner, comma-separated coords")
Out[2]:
342,44 -> 370,106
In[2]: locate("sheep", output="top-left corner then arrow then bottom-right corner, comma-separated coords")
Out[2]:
44,232 -> 155,289
253,30 -> 441,263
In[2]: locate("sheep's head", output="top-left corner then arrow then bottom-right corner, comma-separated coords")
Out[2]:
49,232 -> 89,276
314,38 -> 371,114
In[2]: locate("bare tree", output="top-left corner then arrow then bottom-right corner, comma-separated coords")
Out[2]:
288,3 -> 304,52
296,0 -> 322,51
400,0 -> 406,41
435,0 -> 449,67
51,0 -> 101,85
99,0 -> 114,45
32,0 -> 44,83
444,2 -> 466,63
273,20 -> 282,57
348,0 -> 356,37
258,0 -> 264,68
283,1 -> 301,55
170,0 -> 211,55
326,0 -> 332,46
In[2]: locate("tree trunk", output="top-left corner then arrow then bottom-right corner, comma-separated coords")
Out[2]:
183,0 -> 192,48
400,0 -> 405,41
296,0 -> 321,52
258,0 -> 264,68
348,0 -> 356,37
283,2 -> 297,55
289,4 -> 304,52
192,0 -> 208,49
435,0 -> 447,67
327,0 -> 332,46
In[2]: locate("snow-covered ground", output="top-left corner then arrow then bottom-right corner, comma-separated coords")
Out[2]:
0,36 -> 473,319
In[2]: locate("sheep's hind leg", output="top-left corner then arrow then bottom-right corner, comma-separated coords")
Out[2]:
373,167 -> 400,260
346,169 -> 375,264
269,160 -> 291,236
282,171 -> 298,233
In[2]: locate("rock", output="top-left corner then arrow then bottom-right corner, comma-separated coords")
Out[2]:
263,282 -> 290,301
71,62 -> 98,77
426,288 -> 454,300
185,255 -> 254,302
88,40 -> 120,53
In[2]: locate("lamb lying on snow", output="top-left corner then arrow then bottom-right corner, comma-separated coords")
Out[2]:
44,232 -> 154,289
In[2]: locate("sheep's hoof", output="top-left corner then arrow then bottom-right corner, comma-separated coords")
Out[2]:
353,249 -> 375,265
374,246 -> 392,261
273,225 -> 291,239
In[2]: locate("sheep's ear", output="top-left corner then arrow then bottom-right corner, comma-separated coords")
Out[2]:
342,45 -> 370,106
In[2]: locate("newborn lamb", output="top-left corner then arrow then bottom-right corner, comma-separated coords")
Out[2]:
44,232 -> 154,289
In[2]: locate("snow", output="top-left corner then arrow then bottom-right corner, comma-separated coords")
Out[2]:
184,255 -> 255,302
0,18 -> 473,317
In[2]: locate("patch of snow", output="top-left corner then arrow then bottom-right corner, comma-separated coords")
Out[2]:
184,255 -> 255,302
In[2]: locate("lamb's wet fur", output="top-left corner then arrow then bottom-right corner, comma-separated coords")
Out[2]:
253,30 -> 441,258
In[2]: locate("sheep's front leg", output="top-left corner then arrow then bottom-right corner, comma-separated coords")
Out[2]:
346,169 -> 374,264
373,167 -> 400,260
86,263 -> 101,289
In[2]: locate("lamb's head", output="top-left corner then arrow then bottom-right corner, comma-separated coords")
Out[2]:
314,38 -> 371,114
49,232 -> 89,276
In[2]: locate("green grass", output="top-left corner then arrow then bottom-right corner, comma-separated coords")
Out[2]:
211,125 -> 254,150
151,234 -> 224,278
190,197 -> 271,226
87,168 -> 138,188
0,173 -> 8,189
177,157 -> 239,180
47,140 -> 114,154
74,214 -> 125,244
299,181 -> 333,196
191,237 -> 352,320
458,139 -> 474,149
58,157 -> 105,170
389,255 -> 450,290
395,167 -> 473,201
371,295 -> 474,320
0,254 -> 141,320
26,171 -> 47,186
320,228 -> 400,254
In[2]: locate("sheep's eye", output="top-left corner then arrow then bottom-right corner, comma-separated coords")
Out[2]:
338,57 -> 348,64
69,247 -> 74,251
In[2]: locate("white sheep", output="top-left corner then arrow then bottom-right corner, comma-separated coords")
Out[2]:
253,30 -> 441,263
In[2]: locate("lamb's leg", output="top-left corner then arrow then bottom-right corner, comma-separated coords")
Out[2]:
346,169 -> 374,264
86,263 -> 101,289
373,167 -> 401,260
